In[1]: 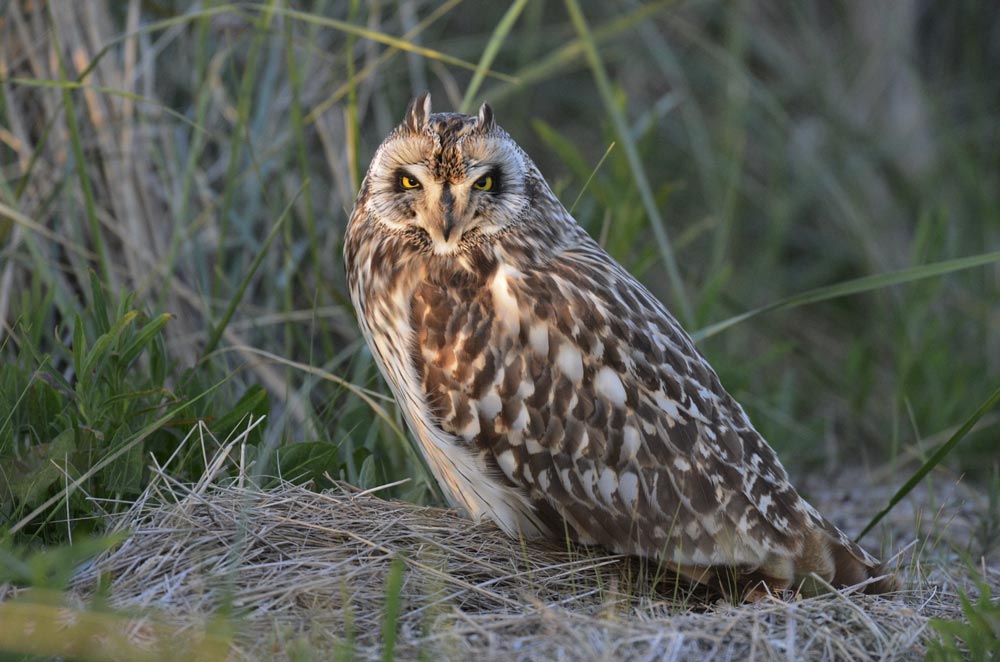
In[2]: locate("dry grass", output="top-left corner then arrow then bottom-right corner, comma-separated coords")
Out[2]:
5,431 -> 978,661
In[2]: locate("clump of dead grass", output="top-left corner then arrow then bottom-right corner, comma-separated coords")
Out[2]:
0,422 -> 994,660
33,436 -> 986,661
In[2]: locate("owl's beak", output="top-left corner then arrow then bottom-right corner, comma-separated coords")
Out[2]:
441,214 -> 457,241
426,184 -> 474,253
436,210 -> 466,246
436,186 -> 461,243
428,209 -> 467,252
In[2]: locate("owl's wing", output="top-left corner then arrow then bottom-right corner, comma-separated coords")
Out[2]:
412,232 -> 883,589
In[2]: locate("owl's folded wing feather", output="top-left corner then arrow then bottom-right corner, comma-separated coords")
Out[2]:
412,231 -> 888,592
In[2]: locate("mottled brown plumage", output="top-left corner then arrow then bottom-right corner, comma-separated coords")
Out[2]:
344,94 -> 898,600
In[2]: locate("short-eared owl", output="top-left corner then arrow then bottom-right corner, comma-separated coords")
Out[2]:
344,94 -> 897,599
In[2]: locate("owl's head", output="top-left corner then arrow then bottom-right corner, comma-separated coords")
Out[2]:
352,94 -> 550,256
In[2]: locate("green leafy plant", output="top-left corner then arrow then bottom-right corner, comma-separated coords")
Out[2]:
927,582 -> 1000,661
0,274 -> 272,545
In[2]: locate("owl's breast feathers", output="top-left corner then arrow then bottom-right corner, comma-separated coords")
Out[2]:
404,230 -> 895,596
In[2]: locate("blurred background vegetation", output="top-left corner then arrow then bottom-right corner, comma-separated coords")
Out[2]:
1,0 -> 998,547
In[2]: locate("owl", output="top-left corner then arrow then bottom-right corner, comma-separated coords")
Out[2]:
344,94 -> 897,600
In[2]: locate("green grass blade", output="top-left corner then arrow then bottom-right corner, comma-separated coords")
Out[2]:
7,78 -> 209,136
215,0 -> 276,295
48,11 -> 110,285
0,202 -> 97,261
569,141 -> 616,214
303,0 -> 466,126
59,4 -> 245,61
201,184 -> 304,359
857,383 -> 1000,541
459,0 -> 530,113
693,250 -> 1000,342
345,0 -> 362,193
283,22 -> 311,210
381,555 -> 406,662
0,358 -> 49,441
219,346 -> 404,441
563,0 -> 693,326
87,271 -> 110,335
72,312 -> 87,383
81,311 -> 138,378
484,0 -> 676,104
282,12 -> 326,387
158,10 -> 214,314
264,5 -> 517,84
120,313 -> 174,366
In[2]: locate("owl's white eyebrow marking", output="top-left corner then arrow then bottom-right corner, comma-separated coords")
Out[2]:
464,161 -> 500,178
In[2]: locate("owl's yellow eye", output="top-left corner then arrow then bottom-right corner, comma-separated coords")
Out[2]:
473,175 -> 494,191
400,175 -> 422,190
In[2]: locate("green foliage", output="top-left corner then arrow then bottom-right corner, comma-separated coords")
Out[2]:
0,275 -> 274,546
381,555 -> 407,662
0,533 -> 126,590
859,384 -> 1000,540
2,280 -> 162,536
927,582 -> 1000,661
265,441 -> 341,488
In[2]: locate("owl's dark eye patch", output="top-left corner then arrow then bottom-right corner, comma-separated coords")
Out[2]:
395,169 -> 422,191
473,169 -> 502,193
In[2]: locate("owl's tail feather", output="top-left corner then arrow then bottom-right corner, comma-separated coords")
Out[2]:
671,527 -> 900,602
789,526 -> 901,597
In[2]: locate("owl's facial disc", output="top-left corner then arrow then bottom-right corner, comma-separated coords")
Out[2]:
364,94 -> 529,254
391,163 -> 504,254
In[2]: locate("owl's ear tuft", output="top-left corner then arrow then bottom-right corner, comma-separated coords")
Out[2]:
476,102 -> 495,133
404,93 -> 432,133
